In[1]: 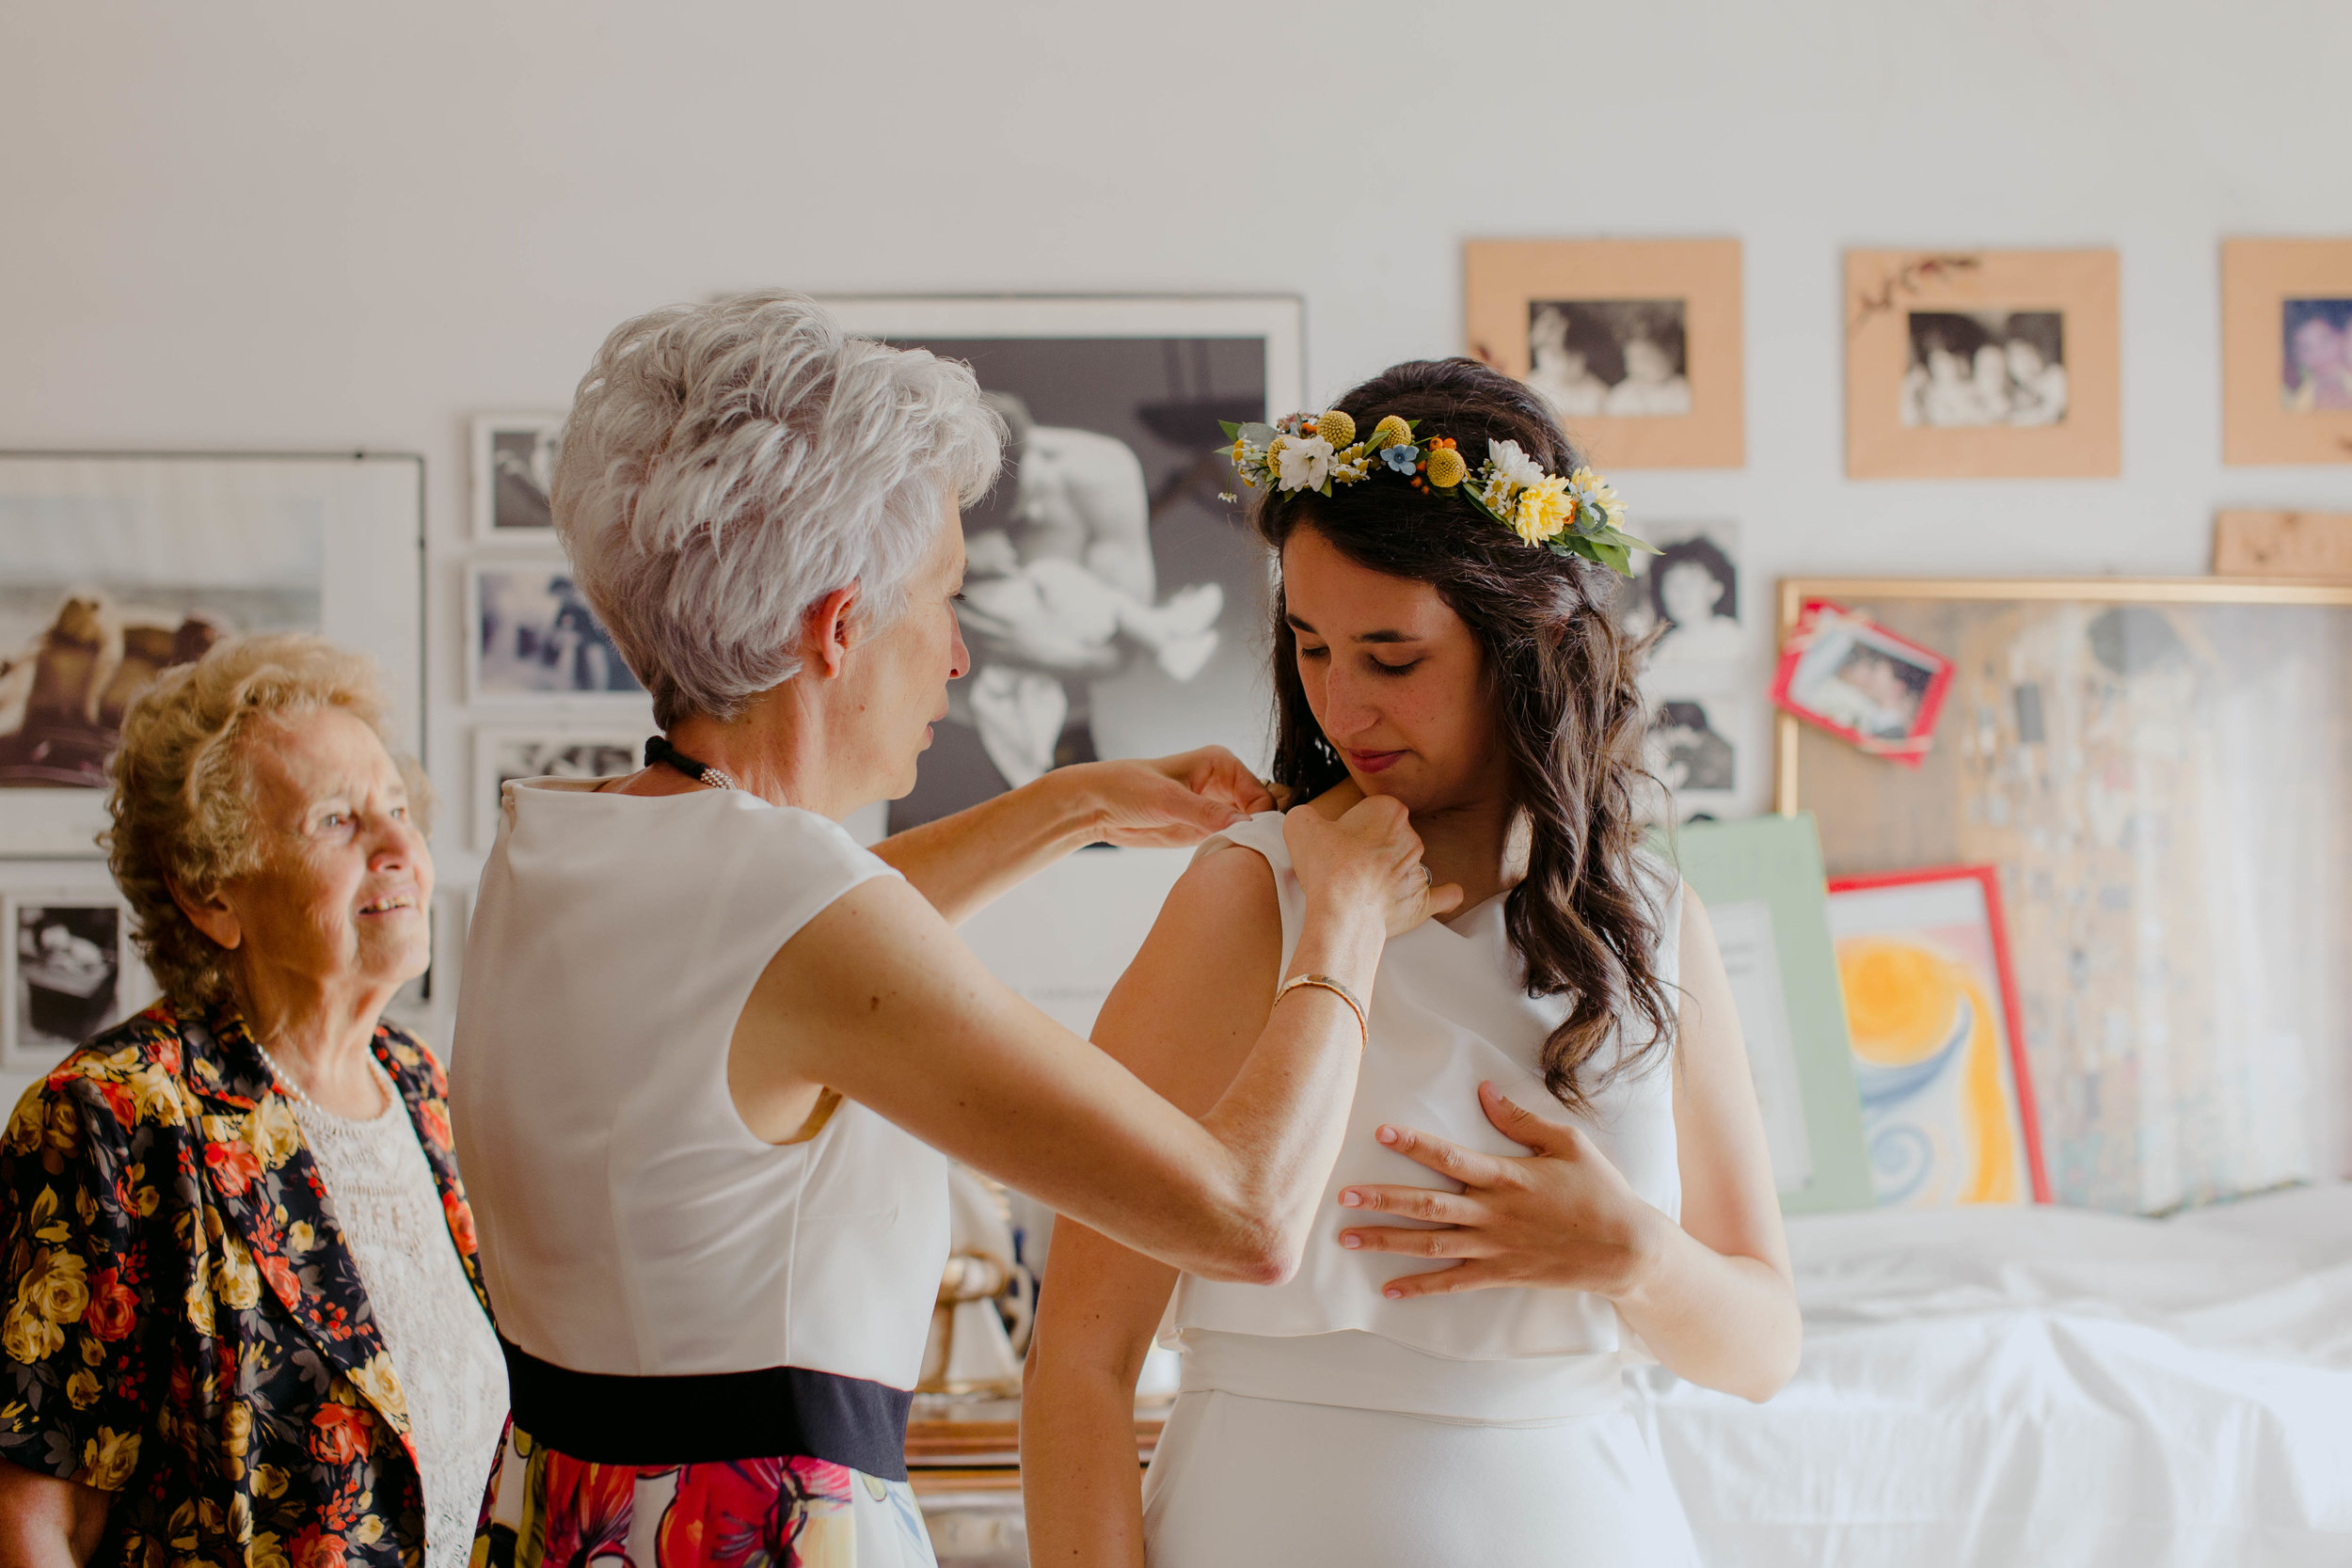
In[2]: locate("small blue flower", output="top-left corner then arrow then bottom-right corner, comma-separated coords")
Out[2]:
1380,443 -> 1421,473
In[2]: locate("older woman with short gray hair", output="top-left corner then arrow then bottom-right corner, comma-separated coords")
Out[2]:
456,292 -> 1450,1566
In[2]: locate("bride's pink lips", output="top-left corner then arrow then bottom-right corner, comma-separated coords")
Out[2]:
1344,748 -> 1406,775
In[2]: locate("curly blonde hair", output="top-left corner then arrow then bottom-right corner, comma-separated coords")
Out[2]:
102,635 -> 434,1010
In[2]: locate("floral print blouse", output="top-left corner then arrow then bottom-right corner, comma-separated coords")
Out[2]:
0,1002 -> 498,1568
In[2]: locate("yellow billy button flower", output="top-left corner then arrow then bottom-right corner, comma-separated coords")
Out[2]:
1371,415 -> 1411,449
1425,447 -> 1468,488
1314,409 -> 1357,447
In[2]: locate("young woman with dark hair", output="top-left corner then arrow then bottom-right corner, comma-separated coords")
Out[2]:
1023,358 -> 1797,1566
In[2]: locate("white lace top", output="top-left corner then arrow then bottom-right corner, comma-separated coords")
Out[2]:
291,1069 -> 509,1568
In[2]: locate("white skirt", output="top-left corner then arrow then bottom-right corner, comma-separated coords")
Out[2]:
1140,1334 -> 1701,1568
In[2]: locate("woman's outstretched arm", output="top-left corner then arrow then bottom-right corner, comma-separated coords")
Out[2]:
1332,888 -> 1801,1401
871,747 -> 1274,926
1020,843 -> 1287,1568
738,796 -> 1459,1282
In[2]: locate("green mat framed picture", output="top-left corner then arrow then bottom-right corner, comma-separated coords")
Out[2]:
1666,814 -> 1874,1214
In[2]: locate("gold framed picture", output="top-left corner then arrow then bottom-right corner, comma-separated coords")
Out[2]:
1771,576 -> 2352,1213
1463,239 -> 1742,469
2222,238 -> 2352,465
1842,249 -> 2119,479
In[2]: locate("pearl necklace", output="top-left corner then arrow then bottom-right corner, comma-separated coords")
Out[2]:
253,1037 -> 393,1121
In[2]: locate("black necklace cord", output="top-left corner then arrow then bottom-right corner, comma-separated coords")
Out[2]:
644,735 -> 732,788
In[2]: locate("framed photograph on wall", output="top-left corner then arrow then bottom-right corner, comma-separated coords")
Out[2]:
3,862 -> 155,1072
1463,240 -> 1743,469
2221,239 -> 2352,466
1666,815 -> 1873,1214
1773,576 -> 2352,1213
1616,519 -> 1743,673
0,453 -> 423,857
819,295 -> 1301,835
471,413 -> 566,537
1843,249 -> 2119,478
1645,693 -> 1743,823
470,728 -> 644,850
464,561 -> 650,705
1825,863 -> 2047,1209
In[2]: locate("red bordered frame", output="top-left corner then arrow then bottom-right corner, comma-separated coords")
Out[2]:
1769,597 -> 1954,768
1824,863 -> 2050,1204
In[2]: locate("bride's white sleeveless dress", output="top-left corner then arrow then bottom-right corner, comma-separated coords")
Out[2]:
1141,812 -> 1702,1567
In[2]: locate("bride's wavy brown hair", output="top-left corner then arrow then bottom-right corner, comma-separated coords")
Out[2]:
1256,357 -> 1673,1110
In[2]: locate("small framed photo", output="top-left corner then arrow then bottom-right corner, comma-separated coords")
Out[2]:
1771,599 -> 1953,768
471,413 -> 566,537
1615,519 -> 1742,672
2222,240 -> 2352,465
1825,864 -> 2048,1208
464,562 -> 650,705
1645,693 -> 1743,823
1843,248 -> 2119,478
1463,239 -> 1743,469
470,728 -> 643,850
4,866 -> 154,1070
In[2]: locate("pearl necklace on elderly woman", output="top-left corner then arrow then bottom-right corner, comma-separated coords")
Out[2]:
253,1035 -> 392,1120
644,734 -> 739,791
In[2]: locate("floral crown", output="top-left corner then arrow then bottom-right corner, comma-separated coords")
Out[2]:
1218,409 -> 1655,576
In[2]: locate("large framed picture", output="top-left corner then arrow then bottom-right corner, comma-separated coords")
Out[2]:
0,453 -> 423,857
1843,249 -> 2120,478
821,294 -> 1301,1038
2221,239 -> 2352,465
1825,864 -> 2047,1209
471,413 -> 566,538
1463,240 -> 1743,469
2,861 -> 155,1076
820,295 -> 1301,834
1773,577 -> 2352,1213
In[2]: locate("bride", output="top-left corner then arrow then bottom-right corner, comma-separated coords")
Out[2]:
1022,359 -> 1798,1565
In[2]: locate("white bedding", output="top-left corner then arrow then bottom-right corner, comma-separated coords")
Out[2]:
1635,1184 -> 2352,1567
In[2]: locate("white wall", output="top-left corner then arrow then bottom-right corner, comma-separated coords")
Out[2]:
4,1 -> 2349,1137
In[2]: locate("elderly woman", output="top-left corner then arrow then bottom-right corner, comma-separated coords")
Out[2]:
0,637 -> 504,1568
455,292 -> 1450,1567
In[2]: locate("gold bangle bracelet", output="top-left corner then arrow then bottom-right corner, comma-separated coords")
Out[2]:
1273,972 -> 1370,1050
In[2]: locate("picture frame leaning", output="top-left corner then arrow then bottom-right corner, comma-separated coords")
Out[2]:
0,452 -> 424,858
1773,576 -> 2352,1214
1843,249 -> 2120,479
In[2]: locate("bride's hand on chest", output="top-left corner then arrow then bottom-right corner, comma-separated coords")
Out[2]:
1332,1079 -> 1671,1302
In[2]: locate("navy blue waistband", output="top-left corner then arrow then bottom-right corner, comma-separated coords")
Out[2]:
500,1338 -> 914,1481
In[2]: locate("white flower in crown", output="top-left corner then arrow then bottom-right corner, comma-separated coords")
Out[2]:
1275,435 -> 1337,492
1485,438 -> 1546,492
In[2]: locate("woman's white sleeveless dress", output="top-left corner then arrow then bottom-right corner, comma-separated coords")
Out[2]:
1143,812 -> 1701,1567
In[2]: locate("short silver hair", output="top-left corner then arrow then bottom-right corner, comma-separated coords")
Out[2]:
553,292 -> 1004,727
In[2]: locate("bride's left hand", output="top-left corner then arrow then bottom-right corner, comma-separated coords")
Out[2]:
1335,1081 -> 1670,1302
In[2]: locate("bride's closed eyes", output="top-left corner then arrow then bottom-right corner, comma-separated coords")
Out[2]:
1295,642 -> 1422,677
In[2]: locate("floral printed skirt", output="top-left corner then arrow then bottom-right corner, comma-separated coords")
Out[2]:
473,1425 -> 937,1568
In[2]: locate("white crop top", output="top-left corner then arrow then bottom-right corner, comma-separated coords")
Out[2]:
451,779 -> 950,1389
1168,811 -> 1683,1363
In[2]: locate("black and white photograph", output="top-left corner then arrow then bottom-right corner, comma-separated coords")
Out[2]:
466,562 -> 647,701
1645,694 -> 1742,822
823,297 -> 1301,834
1900,310 -> 2068,428
0,454 -> 423,855
472,413 -> 566,535
471,729 -> 643,848
1616,520 -> 1742,669
1525,298 -> 1692,419
5,895 -> 143,1068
